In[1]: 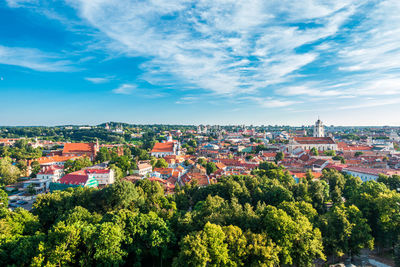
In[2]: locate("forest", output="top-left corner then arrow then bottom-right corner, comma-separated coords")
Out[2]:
1,164 -> 400,266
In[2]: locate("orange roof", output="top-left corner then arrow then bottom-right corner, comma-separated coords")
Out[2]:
176,165 -> 185,171
33,155 -> 81,165
181,173 -> 210,186
291,171 -> 322,179
153,168 -> 174,175
151,142 -> 174,153
215,162 -> 226,169
149,177 -> 167,184
63,143 -> 96,153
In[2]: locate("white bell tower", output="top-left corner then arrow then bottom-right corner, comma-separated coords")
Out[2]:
313,118 -> 324,137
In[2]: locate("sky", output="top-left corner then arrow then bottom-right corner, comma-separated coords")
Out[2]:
1,0 -> 400,126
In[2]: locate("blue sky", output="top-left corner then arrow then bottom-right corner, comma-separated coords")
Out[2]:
1,0 -> 400,126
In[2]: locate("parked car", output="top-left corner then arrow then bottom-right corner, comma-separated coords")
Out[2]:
9,203 -> 18,207
16,200 -> 28,205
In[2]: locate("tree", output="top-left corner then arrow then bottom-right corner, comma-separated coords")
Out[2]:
260,205 -> 325,266
274,152 -> 284,163
310,147 -> 319,156
319,204 -> 373,261
26,184 -> 36,196
206,162 -> 217,175
0,188 -> 9,209
377,174 -> 400,191
324,150 -> 336,156
322,169 -> 345,203
95,147 -> 111,163
84,222 -> 127,265
101,181 -> 139,211
305,169 -> 314,183
0,157 -> 21,185
154,158 -> 168,169
30,161 -> 41,177
173,222 -> 230,267
188,139 -> 197,148
309,180 -> 329,214
16,160 -> 27,174
354,152 -> 363,157
197,158 -> 207,167
64,157 -> 92,174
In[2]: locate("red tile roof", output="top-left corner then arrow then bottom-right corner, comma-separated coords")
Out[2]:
59,170 -> 89,185
86,169 -> 111,174
151,142 -> 174,153
181,173 -> 210,186
37,165 -> 63,175
63,143 -> 96,153
294,137 -> 336,145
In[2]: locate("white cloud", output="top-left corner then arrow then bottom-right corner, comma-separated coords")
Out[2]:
64,0 -> 354,97
338,97 -> 400,110
6,0 -> 37,8
276,85 -> 342,97
85,77 -> 109,84
112,84 -> 136,94
0,45 -> 75,72
243,96 -> 299,108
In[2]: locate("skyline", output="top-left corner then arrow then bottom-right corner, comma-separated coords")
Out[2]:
1,1 -> 400,126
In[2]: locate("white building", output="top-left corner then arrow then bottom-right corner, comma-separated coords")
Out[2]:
134,161 -> 153,177
22,178 -> 51,194
343,167 -> 400,182
288,137 -> 337,153
313,119 -> 324,137
86,169 -> 115,186
36,165 -> 64,182
151,141 -> 180,158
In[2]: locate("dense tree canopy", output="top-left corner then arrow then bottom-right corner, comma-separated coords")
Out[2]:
1,166 -> 400,266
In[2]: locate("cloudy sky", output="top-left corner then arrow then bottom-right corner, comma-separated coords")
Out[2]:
1,0 -> 400,126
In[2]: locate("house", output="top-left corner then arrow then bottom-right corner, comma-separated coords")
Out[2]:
62,142 -> 99,161
180,172 -> 211,187
152,168 -> 182,180
36,165 -> 64,182
134,161 -> 153,177
85,168 -> 115,186
22,178 -> 51,194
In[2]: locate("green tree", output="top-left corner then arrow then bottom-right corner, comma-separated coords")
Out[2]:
319,204 -> 373,261
274,152 -> 284,163
0,157 -> 21,185
260,205 -> 325,266
354,151 -> 363,157
173,222 -> 230,267
206,162 -> 217,175
154,158 -> 169,169
64,157 -> 92,174
310,147 -> 319,156
30,161 -> 41,177
0,189 -> 9,209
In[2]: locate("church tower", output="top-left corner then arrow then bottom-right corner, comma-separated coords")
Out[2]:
313,118 -> 324,137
